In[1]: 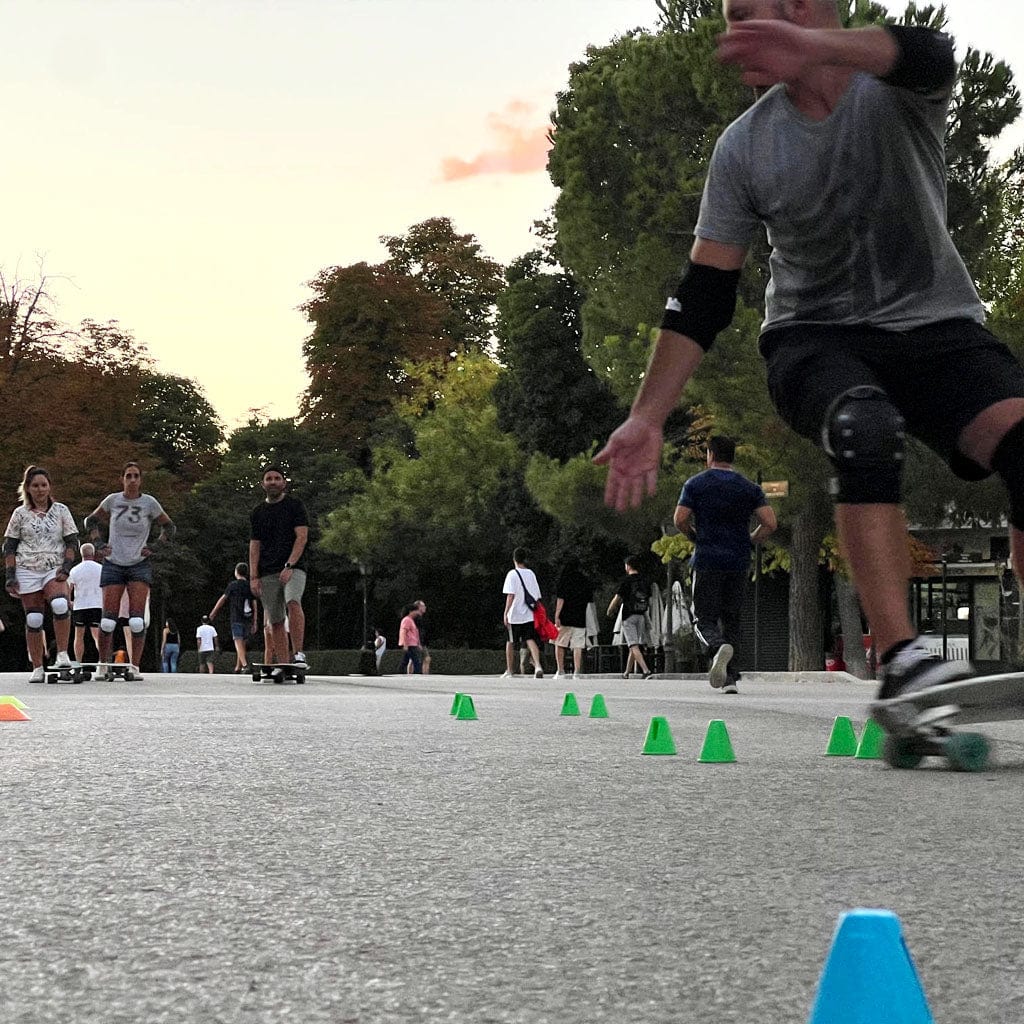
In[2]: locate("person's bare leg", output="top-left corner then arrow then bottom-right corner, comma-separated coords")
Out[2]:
631,644 -> 650,674
526,639 -> 542,672
271,622 -> 288,662
554,644 -> 566,674
505,640 -> 514,674
233,637 -> 247,669
98,587 -> 123,663
835,504 -> 915,658
287,602 -> 305,654
573,647 -> 584,674
126,581 -> 149,669
74,627 -> 85,663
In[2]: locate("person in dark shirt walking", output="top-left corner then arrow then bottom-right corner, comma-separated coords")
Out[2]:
552,557 -> 595,679
209,562 -> 257,673
249,466 -> 309,666
675,436 -> 776,693
606,555 -> 654,680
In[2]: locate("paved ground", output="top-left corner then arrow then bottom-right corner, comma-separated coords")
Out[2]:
2,669 -> 1023,1024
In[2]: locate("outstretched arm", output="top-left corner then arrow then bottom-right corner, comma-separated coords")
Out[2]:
595,238 -> 747,511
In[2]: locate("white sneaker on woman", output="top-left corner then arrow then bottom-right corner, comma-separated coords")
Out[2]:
55,651 -> 73,669
29,666 -> 45,683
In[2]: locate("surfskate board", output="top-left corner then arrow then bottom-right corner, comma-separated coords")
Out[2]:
46,661 -> 91,684
89,662 -> 142,682
251,662 -> 307,684
870,672 -> 1024,771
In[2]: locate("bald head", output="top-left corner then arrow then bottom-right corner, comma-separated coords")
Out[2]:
724,0 -> 840,26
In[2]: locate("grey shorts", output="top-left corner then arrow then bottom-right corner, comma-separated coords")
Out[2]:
621,614 -> 647,648
260,569 -> 306,625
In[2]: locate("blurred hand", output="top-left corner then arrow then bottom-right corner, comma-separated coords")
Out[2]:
593,416 -> 663,512
717,21 -> 823,87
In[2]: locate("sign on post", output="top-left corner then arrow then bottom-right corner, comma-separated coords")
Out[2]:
762,480 -> 789,498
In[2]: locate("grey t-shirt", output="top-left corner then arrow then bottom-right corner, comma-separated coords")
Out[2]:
695,73 -> 984,332
100,492 -> 166,566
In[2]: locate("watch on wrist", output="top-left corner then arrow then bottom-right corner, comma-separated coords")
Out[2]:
284,562 -> 293,570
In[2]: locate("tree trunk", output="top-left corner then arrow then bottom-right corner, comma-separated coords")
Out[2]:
835,574 -> 869,679
788,487 -> 833,671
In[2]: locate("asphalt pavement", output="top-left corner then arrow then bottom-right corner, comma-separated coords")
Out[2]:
2,668 -> 1023,1024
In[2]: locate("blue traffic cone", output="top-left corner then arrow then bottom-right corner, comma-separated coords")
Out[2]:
808,909 -> 934,1023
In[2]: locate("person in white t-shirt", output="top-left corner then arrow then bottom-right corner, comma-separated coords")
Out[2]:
196,615 -> 218,674
501,547 -> 544,679
68,542 -> 103,663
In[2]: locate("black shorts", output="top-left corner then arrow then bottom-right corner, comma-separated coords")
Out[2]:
508,621 -> 538,645
762,318 -> 1024,480
73,608 -> 102,628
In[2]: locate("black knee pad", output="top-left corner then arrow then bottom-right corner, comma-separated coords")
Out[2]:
992,418 -> 1024,529
823,385 -> 906,504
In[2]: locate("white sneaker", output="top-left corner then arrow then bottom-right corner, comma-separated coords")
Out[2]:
709,644 -> 734,689
552,671 -> 564,679
55,651 -> 73,669
500,671 -> 512,679
29,665 -> 45,683
572,671 -> 582,680
292,652 -> 307,665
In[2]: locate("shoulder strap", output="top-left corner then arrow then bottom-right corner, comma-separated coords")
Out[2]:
514,568 -> 538,603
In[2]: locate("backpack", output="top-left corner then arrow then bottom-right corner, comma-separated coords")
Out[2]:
630,578 -> 649,615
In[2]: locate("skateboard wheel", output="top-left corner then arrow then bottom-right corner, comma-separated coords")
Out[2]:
944,732 -> 990,772
272,668 -> 285,684
251,673 -> 260,682
46,674 -> 57,685
883,734 -> 924,770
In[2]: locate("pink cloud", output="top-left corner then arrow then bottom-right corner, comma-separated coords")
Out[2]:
441,102 -> 552,181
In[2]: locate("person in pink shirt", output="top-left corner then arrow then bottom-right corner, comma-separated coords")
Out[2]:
398,601 -> 424,674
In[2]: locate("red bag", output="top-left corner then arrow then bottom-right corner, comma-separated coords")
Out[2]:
533,602 -> 559,642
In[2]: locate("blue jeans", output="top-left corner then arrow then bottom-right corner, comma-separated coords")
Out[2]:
162,643 -> 180,673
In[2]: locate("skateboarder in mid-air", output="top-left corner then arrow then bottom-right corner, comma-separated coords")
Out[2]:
595,0 -> 1024,706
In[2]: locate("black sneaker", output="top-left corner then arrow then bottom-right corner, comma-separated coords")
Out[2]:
874,639 -> 974,702
709,644 -> 734,689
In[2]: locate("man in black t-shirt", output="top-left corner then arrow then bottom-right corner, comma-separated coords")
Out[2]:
249,466 -> 309,666
606,555 -> 653,679
552,559 -> 594,679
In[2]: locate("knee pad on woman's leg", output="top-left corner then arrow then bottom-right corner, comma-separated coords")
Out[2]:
25,612 -> 44,632
128,616 -> 146,635
49,597 -> 70,619
100,617 -> 118,634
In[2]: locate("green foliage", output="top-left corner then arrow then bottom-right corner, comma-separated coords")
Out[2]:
299,261 -> 448,455
493,252 -> 624,460
381,217 -> 505,354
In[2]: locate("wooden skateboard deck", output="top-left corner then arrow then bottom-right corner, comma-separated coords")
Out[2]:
870,672 -> 1024,771
251,662 -> 307,684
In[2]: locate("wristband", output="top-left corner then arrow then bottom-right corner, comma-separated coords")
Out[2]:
5,566 -> 16,585
60,557 -> 75,576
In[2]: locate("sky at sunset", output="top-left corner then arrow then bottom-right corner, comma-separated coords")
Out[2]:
3,0 -> 1022,430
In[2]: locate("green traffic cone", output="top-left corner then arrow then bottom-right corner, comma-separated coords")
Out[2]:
698,719 -> 737,763
588,693 -> 609,719
855,718 -> 884,759
0,696 -> 28,710
642,716 -> 677,755
825,715 -> 858,756
454,694 -> 478,721
450,692 -> 463,715
560,692 -> 581,716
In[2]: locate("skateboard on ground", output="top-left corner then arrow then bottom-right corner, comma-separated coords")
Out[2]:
89,662 -> 141,682
251,662 -> 307,684
870,672 -> 1024,771
46,661 -> 92,684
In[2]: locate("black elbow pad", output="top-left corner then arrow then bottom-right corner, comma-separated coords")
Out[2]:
659,263 -> 741,351
882,26 -> 956,95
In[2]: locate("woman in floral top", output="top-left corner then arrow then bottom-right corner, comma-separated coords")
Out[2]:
3,466 -> 79,682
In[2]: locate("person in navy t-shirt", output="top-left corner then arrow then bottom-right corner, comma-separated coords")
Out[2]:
675,436 -> 776,693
